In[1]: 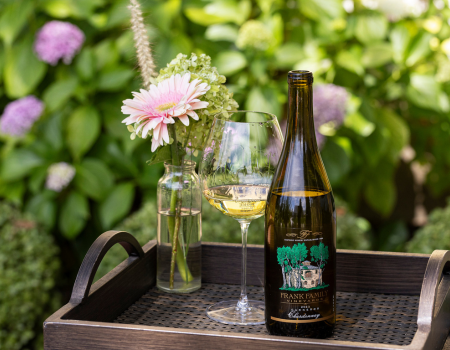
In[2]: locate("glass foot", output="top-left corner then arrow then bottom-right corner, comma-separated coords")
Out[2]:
206,300 -> 265,325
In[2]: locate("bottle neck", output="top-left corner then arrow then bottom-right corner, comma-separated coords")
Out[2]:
269,71 -> 331,195
286,81 -> 317,148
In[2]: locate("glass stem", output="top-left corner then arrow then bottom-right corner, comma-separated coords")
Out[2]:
237,220 -> 251,311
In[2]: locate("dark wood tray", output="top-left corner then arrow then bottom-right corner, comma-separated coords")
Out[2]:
44,230 -> 450,350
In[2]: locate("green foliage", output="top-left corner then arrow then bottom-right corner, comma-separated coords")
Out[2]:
406,199 -> 450,254
0,0 -> 165,240
1,0 -> 449,239
335,198 -> 372,250
0,202 -> 60,350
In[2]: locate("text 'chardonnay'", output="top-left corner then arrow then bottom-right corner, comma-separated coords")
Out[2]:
264,70 -> 336,338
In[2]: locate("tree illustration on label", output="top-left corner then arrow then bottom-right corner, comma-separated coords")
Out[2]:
277,247 -> 288,288
310,242 -> 329,286
277,243 -> 329,291
290,243 -> 308,289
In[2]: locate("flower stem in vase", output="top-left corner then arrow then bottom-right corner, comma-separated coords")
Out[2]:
168,124 -> 193,289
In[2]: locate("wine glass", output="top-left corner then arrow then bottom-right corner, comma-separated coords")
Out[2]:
199,111 -> 284,325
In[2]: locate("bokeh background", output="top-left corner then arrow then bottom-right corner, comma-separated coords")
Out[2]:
1,0 -> 450,348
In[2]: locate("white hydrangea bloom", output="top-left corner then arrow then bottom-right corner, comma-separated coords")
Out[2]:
45,162 -> 76,192
236,20 -> 273,51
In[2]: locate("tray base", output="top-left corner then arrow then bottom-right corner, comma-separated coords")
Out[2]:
115,283 -> 419,346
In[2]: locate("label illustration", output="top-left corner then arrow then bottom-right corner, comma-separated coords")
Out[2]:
277,242 -> 329,291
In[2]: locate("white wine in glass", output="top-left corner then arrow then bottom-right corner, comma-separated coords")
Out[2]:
203,185 -> 269,220
199,111 -> 283,325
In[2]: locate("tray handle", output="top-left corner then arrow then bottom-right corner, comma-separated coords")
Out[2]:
417,249 -> 450,328
69,230 -> 144,305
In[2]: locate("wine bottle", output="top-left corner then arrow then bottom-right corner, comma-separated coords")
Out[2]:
264,70 -> 336,338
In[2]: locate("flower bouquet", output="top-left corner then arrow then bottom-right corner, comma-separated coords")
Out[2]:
121,0 -> 238,292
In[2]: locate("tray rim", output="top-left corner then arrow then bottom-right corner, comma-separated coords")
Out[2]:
44,232 -> 450,350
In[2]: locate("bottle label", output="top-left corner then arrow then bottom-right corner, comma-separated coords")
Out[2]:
270,229 -> 335,323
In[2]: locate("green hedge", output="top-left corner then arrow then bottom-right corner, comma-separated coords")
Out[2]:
0,202 -> 60,350
406,199 -> 450,254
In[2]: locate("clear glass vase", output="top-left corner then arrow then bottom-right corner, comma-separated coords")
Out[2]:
157,160 -> 202,293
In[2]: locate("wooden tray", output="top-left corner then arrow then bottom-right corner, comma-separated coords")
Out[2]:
44,231 -> 450,350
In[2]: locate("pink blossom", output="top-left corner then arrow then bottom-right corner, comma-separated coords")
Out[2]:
0,96 -> 44,137
34,21 -> 85,65
121,73 -> 210,152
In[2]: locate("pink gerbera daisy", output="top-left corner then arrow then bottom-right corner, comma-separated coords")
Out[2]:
121,72 -> 210,152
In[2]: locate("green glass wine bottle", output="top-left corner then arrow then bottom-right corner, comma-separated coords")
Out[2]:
264,70 -> 336,338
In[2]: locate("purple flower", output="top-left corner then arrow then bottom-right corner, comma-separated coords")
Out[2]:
0,96 -> 44,137
313,84 -> 348,147
276,84 -> 348,148
45,162 -> 76,192
34,21 -> 85,65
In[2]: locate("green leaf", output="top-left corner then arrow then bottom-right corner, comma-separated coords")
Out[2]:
205,24 -> 239,42
151,0 -> 182,33
155,34 -> 193,68
358,128 -> 387,168
244,86 -> 281,116
355,14 -> 388,44
390,24 -> 410,63
214,51 -> 247,76
147,145 -> 172,165
59,191 -> 89,239
320,140 -> 351,185
97,67 -> 134,91
0,149 -> 42,182
406,74 -> 441,111
336,48 -> 364,76
377,221 -> 409,252
94,39 -> 119,71
104,141 -> 139,176
299,0 -> 343,20
41,0 -> 73,18
362,43 -> 392,68
266,13 -> 284,48
28,166 -> 48,194
364,170 -> 396,216
0,1 -> 34,46
0,181 -> 25,205
439,92 -> 450,113
184,0 -> 251,26
42,77 -> 78,113
104,0 -> 134,29
99,182 -> 134,229
76,48 -> 96,81
74,158 -> 114,201
275,43 -> 304,68
26,192 -> 57,228
42,0 -> 104,19
405,32 -> 432,67
43,112 -> 64,151
67,106 -> 101,160
4,36 -> 47,98
377,108 -> 409,160
344,112 -> 375,137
